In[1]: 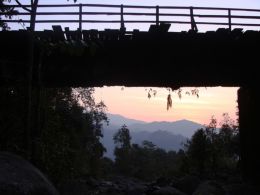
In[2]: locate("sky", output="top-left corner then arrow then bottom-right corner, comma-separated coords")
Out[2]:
17,0 -> 260,8
94,87 -> 239,126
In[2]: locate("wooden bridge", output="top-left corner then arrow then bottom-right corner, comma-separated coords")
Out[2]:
1,4 -> 260,87
1,3 -> 260,185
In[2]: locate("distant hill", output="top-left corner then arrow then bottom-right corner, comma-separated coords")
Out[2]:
106,113 -> 147,126
101,113 -> 204,159
132,130 -> 187,151
128,119 -> 204,138
106,114 -> 204,138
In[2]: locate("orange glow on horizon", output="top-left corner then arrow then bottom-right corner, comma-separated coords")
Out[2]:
94,87 -> 238,126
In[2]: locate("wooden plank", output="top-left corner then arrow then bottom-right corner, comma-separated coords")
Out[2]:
102,29 -> 120,40
149,23 -> 171,33
65,27 -> 82,41
52,25 -> 65,42
160,23 -> 171,32
41,30 -> 55,42
3,19 -> 260,27
5,4 -> 260,12
89,29 -> 99,40
5,12 -> 260,20
64,27 -> 71,41
82,30 -> 91,41
148,25 -> 159,33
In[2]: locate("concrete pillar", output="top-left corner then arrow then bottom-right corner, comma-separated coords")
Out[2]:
238,87 -> 260,185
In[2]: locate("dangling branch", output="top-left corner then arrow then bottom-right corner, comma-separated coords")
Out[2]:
15,0 -> 32,13
167,94 -> 172,110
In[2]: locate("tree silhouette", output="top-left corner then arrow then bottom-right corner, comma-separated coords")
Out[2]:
185,128 -> 209,176
185,114 -> 240,178
0,0 -> 18,30
0,0 -> 78,30
0,87 -> 108,184
113,125 -> 132,175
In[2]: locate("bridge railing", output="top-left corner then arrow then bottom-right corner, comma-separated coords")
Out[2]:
1,3 -> 260,31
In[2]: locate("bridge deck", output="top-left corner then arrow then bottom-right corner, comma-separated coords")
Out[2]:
0,27 -> 259,87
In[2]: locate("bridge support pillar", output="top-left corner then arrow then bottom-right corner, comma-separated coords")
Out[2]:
238,87 -> 260,185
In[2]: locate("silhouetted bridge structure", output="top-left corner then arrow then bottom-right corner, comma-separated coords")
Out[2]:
1,3 -> 260,87
1,3 -> 260,185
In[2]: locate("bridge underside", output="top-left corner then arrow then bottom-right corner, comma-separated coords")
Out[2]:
0,29 -> 259,87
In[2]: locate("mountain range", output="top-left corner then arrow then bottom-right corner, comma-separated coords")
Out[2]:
101,113 -> 204,159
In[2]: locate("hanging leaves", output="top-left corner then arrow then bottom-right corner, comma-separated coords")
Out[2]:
177,89 -> 182,99
167,94 -> 172,110
144,87 -> 200,110
147,88 -> 157,99
191,88 -> 199,98
153,90 -> 157,97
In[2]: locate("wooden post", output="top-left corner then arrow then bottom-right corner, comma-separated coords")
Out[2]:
228,9 -> 232,31
190,7 -> 198,31
238,87 -> 260,185
25,32 -> 34,160
156,6 -> 159,26
120,4 -> 125,31
79,3 -> 82,31
30,0 -> 38,31
31,48 -> 43,165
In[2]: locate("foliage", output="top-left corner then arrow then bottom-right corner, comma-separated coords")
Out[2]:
0,0 -> 78,30
167,94 -> 172,110
38,88 -> 107,183
113,125 -> 131,149
185,128 -> 209,176
0,86 -> 108,184
129,141 -> 184,180
110,114 -> 240,181
0,0 -> 18,30
185,114 -> 240,178
113,126 -> 185,180
0,84 -> 240,184
146,87 -> 200,111
0,86 -> 27,155
113,125 -> 132,175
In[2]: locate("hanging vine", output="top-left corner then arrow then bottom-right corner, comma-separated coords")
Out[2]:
146,87 -> 200,110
